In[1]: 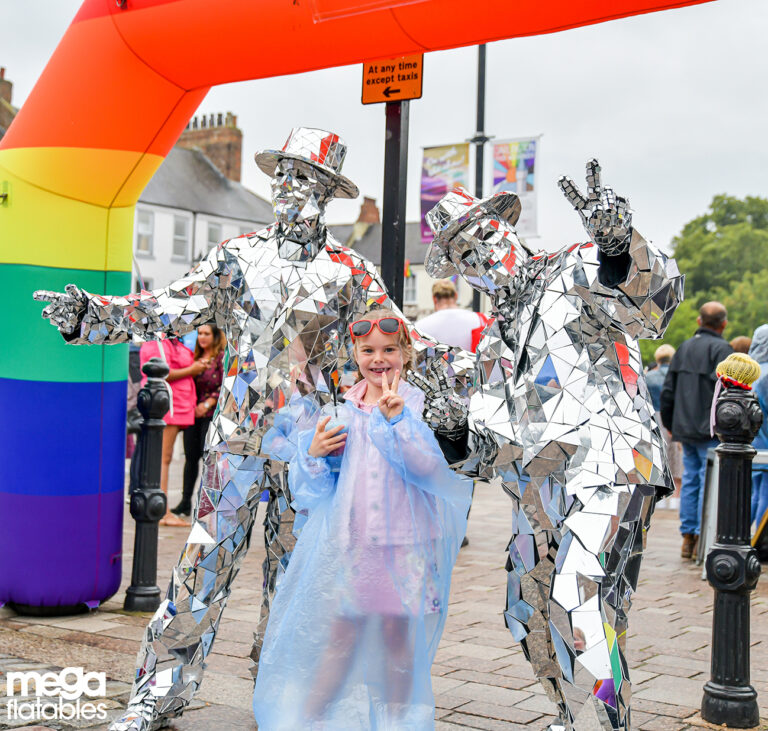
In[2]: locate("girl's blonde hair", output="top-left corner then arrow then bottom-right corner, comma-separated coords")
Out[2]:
352,307 -> 414,375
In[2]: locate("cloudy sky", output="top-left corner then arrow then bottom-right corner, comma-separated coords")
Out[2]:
3,0 -> 766,253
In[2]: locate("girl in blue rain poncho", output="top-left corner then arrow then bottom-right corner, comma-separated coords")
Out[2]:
253,309 -> 472,730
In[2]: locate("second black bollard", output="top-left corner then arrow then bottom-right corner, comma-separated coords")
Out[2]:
124,357 -> 170,612
702,354 -> 763,728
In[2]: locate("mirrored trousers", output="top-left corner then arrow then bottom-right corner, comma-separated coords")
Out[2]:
109,451 -> 295,731
503,474 -> 656,731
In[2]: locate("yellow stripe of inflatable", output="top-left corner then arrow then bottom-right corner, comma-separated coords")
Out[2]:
0,162 -> 135,271
0,147 -> 163,208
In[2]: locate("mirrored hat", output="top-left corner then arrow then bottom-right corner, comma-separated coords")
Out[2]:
424,187 -> 522,278
255,127 -> 360,199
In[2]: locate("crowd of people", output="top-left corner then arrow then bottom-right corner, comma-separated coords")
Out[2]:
653,301 -> 768,558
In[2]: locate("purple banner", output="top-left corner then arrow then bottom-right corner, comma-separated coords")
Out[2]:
420,144 -> 469,243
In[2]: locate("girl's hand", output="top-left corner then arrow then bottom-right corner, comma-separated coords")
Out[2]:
378,370 -> 404,421
308,416 -> 347,458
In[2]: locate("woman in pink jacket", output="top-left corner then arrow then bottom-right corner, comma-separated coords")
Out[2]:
139,338 -> 208,526
254,309 -> 472,729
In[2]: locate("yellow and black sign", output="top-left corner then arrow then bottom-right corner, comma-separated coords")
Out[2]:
362,54 -> 423,105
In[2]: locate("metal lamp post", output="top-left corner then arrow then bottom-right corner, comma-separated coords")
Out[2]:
702,354 -> 763,727
124,357 -> 170,612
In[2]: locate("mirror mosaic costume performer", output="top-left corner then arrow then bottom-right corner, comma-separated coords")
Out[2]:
35,128 -> 473,731
424,161 -> 683,730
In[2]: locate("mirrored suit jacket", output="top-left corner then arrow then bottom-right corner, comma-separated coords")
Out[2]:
64,226 -> 475,457
469,230 -> 684,503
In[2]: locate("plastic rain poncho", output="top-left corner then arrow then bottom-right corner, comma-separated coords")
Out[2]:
253,380 -> 472,730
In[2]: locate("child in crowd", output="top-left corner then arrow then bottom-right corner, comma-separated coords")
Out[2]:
253,308 -> 472,729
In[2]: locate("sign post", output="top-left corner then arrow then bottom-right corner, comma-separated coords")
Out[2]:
381,100 -> 409,308
363,54 -> 423,309
468,44 -> 489,313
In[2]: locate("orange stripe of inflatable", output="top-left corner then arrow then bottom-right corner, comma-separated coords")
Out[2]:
1,13 -> 207,155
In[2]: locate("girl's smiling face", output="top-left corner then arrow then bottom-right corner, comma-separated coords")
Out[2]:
354,327 -> 405,390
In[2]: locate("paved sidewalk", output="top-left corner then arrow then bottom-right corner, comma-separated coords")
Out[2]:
1,467 -> 767,730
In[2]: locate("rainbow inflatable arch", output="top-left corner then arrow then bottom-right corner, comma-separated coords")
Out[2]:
0,0 -> 710,609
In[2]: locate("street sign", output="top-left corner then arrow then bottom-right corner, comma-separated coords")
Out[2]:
362,54 -> 423,105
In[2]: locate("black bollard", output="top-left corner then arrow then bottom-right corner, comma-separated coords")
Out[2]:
702,358 -> 763,728
124,357 -> 170,612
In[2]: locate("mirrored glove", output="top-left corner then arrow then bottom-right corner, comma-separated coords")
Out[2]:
33,284 -> 88,335
409,366 -> 469,440
558,158 -> 633,256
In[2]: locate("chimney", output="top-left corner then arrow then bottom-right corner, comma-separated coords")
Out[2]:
0,68 -> 13,105
357,196 -> 380,224
178,111 -> 243,182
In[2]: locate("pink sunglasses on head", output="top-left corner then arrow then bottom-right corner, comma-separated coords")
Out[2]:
349,317 -> 404,341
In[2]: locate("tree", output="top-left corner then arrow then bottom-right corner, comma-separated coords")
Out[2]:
638,195 -> 768,365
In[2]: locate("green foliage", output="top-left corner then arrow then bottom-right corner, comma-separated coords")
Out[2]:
639,299 -> 697,365
640,194 -> 768,365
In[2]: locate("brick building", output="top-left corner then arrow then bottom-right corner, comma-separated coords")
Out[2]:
177,112 -> 243,182
0,68 -> 18,141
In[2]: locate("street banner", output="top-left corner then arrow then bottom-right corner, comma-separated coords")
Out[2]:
491,137 -> 540,239
420,144 -> 470,243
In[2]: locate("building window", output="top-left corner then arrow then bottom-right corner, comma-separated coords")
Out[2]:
136,210 -> 154,257
207,222 -> 222,251
403,271 -> 418,305
172,216 -> 190,261
134,276 -> 153,292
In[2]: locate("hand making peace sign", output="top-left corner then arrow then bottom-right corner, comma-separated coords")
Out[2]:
378,369 -> 404,422
558,158 -> 633,255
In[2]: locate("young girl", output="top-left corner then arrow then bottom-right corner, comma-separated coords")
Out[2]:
253,308 -> 472,730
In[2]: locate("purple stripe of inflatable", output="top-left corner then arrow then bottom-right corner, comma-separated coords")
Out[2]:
0,378 -> 127,607
0,490 -> 124,607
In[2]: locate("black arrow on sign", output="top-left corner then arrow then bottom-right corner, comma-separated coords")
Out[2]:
383,86 -> 401,98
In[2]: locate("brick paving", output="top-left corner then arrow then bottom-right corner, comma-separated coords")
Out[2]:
1,464 -> 767,730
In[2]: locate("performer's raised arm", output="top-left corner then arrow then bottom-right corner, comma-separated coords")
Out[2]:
34,243 -> 239,344
557,159 -> 684,340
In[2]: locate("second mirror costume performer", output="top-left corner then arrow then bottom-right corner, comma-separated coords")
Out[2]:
36,128 -> 682,731
424,168 -> 683,730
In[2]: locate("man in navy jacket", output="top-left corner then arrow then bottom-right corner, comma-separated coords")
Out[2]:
660,301 -> 733,558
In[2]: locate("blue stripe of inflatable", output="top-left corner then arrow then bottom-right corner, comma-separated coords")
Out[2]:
0,377 -> 127,496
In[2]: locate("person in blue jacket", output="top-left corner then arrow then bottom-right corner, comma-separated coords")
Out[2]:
254,308 -> 472,730
748,324 -> 768,529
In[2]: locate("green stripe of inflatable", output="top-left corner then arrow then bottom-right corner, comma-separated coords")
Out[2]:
1,263 -> 130,382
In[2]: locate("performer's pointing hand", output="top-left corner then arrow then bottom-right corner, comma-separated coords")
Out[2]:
33,284 -> 87,334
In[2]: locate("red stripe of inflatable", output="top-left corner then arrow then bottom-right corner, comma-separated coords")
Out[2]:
2,0 -> 713,155
2,11 -> 207,155
109,0 -> 715,90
